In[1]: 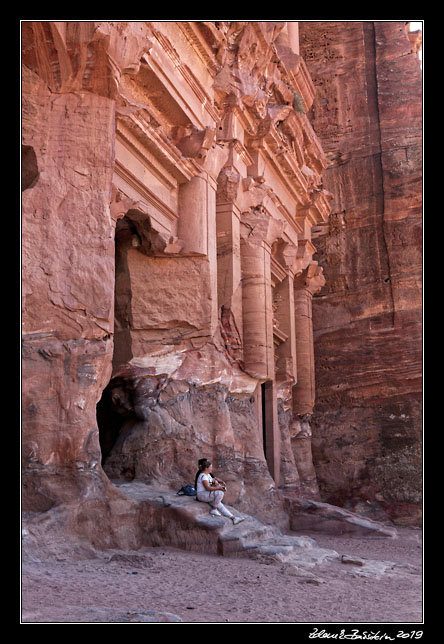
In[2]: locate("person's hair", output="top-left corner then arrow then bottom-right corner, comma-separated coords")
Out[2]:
194,458 -> 212,489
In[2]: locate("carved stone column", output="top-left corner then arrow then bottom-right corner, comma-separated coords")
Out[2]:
271,241 -> 299,389
291,262 -> 325,497
287,21 -> 300,55
178,171 -> 219,337
273,273 -> 297,385
240,207 -> 284,484
216,166 -> 244,363
271,256 -> 299,491
240,208 -> 284,380
290,414 -> 319,498
176,127 -> 217,259
178,172 -> 213,257
293,262 -> 325,415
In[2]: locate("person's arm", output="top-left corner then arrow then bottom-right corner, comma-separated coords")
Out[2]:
202,478 -> 224,492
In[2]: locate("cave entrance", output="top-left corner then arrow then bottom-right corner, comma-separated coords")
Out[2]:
97,213 -> 137,468
22,145 -> 39,191
97,384 -> 124,466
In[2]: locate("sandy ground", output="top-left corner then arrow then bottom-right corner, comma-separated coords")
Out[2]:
21,526 -> 423,625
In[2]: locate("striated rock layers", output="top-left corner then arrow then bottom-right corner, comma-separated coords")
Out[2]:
299,22 -> 422,525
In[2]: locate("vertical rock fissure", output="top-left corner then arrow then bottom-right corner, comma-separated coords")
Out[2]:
362,21 -> 395,324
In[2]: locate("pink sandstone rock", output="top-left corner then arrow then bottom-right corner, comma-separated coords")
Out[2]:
21,22 -> 419,557
300,21 -> 422,525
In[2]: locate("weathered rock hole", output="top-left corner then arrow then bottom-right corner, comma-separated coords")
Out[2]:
96,376 -> 139,478
22,145 -> 39,191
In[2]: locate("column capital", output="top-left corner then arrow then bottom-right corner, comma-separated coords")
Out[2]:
272,239 -> 317,277
240,208 -> 285,248
293,262 -> 325,296
175,126 -> 216,163
273,240 -> 297,273
216,165 -> 241,203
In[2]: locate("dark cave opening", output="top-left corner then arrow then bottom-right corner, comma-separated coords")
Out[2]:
97,383 -> 125,466
96,210 -> 157,474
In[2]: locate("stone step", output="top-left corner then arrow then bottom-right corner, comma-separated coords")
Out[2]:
282,495 -> 398,538
112,481 -> 341,567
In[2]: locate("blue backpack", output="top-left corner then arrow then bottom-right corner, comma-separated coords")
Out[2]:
176,485 -> 196,496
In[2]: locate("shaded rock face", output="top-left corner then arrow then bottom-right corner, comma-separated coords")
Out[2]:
300,22 -> 422,525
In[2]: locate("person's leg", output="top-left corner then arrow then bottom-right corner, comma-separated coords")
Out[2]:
204,490 -> 221,515
207,491 -> 232,517
217,501 -> 234,518
211,491 -> 242,521
210,490 -> 227,510
207,491 -> 244,523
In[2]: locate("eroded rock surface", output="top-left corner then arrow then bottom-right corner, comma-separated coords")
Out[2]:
300,22 -> 422,525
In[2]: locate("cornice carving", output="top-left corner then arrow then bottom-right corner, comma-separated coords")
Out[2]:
297,188 -> 333,226
273,42 -> 316,112
113,160 -> 179,225
177,22 -> 220,76
116,113 -> 199,184
209,21 -> 328,188
22,21 -> 154,97
148,29 -> 220,124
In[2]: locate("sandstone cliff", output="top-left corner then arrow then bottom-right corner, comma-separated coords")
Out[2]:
21,21 -> 421,556
300,22 -> 422,524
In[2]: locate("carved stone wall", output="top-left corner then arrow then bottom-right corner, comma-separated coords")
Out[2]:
21,21 -> 421,541
22,21 -> 331,532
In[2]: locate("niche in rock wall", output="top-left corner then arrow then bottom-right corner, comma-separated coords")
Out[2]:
96,213 -> 141,470
22,145 -> 39,191
261,380 -> 277,481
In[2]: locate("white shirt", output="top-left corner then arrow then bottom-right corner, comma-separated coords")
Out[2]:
196,472 -> 213,495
